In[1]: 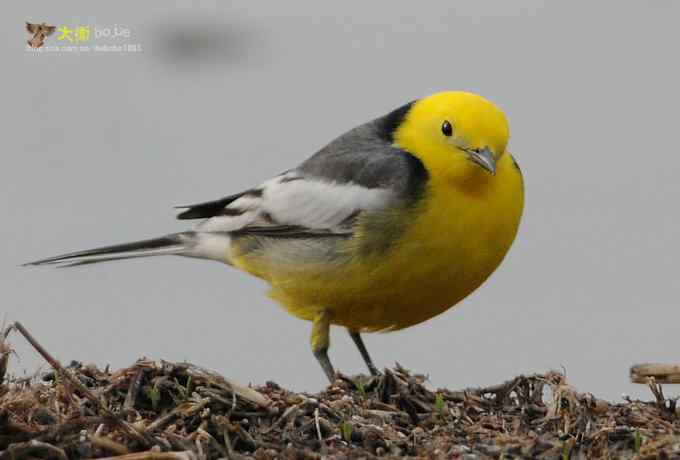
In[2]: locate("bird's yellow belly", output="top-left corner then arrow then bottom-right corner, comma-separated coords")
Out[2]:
236,154 -> 524,332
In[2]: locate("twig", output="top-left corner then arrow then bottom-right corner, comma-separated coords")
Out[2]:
90,434 -> 131,455
94,451 -> 198,460
222,426 -> 234,460
12,321 -> 153,447
648,377 -> 666,406
181,363 -> 271,408
314,408 -> 323,443
631,363 -> 680,384
37,416 -> 109,443
0,324 -> 12,384
147,399 -> 210,432
124,367 -> 145,411
644,376 -> 677,416
230,423 -> 259,451
263,402 -> 302,434
194,431 -> 207,460
0,439 -> 68,460
364,409 -> 404,420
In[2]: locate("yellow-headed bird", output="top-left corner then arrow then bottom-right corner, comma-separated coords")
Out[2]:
26,91 -> 524,382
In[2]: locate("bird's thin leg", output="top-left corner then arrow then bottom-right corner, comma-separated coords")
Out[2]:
348,330 -> 380,376
311,310 -> 335,383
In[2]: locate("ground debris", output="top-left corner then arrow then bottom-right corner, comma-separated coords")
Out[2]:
2,329 -> 680,458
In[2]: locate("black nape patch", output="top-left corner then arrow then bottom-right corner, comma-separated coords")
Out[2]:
377,100 -> 415,143
402,151 -> 429,200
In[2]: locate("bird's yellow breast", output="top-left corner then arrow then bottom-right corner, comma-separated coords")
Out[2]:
237,153 -> 524,332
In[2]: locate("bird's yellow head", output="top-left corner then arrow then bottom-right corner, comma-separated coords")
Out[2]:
392,91 -> 509,184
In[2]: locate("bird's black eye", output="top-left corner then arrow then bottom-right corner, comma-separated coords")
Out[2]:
441,120 -> 453,137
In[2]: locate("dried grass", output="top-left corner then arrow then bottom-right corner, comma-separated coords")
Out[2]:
1,322 -> 680,459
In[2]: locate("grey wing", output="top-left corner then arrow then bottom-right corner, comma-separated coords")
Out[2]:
178,113 -> 428,237
297,120 -> 428,197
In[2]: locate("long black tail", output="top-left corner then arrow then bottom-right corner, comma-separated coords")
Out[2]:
23,232 -> 224,268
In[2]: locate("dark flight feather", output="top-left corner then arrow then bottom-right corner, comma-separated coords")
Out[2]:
232,225 -> 352,239
176,192 -> 247,219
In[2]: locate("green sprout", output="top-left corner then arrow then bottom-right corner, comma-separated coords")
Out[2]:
562,442 -> 571,460
355,380 -> 366,397
342,421 -> 353,443
174,376 -> 193,401
435,393 -> 445,413
634,430 -> 643,454
146,386 -> 161,410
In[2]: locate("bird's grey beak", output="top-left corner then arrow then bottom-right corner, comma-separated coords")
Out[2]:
465,147 -> 496,175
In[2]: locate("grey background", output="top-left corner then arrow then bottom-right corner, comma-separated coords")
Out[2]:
2,1 -> 679,401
